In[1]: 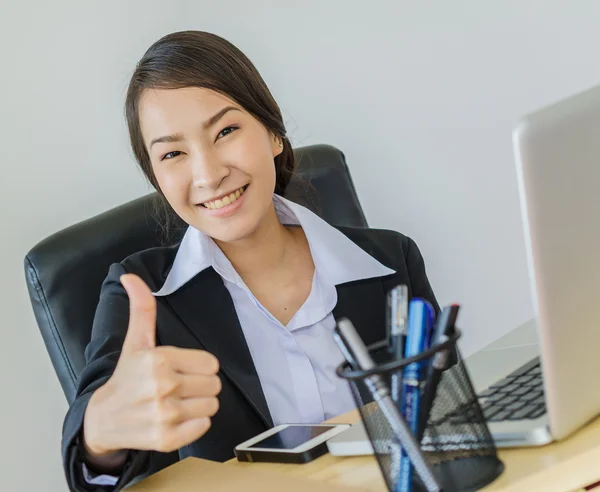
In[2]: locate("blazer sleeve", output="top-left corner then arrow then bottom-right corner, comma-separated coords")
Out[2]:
403,236 -> 440,313
62,262 -> 153,491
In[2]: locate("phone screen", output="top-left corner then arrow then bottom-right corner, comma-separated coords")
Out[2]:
249,425 -> 336,450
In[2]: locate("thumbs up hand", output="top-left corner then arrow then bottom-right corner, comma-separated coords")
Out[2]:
83,274 -> 221,459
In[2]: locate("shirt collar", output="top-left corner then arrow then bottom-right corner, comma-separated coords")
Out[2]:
153,194 -> 395,296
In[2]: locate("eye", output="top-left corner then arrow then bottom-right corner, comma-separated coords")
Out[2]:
216,126 -> 239,141
161,151 -> 182,161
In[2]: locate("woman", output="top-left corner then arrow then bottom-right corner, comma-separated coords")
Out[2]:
63,30 -> 438,491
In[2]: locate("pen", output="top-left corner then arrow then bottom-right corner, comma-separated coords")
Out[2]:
398,299 -> 435,492
335,318 -> 441,492
417,304 -> 460,441
388,285 -> 409,405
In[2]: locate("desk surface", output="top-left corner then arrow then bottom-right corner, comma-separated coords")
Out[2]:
131,411 -> 600,492
225,410 -> 600,492
131,321 -> 600,491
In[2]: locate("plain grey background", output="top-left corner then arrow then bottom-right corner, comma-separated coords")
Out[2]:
2,1 -> 600,490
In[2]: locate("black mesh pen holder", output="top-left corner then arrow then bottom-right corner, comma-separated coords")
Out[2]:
337,329 -> 503,492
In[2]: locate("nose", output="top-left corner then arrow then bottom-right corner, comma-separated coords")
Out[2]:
190,147 -> 230,190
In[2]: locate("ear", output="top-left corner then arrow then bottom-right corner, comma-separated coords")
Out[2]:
271,135 -> 284,157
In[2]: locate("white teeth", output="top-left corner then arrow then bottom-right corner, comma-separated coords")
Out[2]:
203,186 -> 246,209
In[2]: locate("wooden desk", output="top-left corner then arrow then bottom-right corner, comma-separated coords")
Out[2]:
224,410 -> 600,492
131,409 -> 600,492
131,322 -> 600,491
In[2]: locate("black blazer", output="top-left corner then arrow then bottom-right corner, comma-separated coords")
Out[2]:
62,226 -> 438,491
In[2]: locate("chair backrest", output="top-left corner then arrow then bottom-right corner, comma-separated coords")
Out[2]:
24,144 -> 368,403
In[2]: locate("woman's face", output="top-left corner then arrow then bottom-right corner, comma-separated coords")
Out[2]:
139,87 -> 282,243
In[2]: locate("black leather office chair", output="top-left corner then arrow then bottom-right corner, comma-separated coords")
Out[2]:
25,143 -> 368,402
24,144 -> 368,472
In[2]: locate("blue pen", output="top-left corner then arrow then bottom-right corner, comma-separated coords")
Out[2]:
397,299 -> 435,492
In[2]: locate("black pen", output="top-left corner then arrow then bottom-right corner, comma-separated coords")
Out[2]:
417,304 -> 460,441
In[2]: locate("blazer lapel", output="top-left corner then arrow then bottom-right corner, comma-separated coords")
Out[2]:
333,276 -> 390,347
164,268 -> 273,428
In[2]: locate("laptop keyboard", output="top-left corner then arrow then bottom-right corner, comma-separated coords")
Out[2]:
476,357 -> 547,422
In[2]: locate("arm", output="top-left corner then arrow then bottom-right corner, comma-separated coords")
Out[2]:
62,263 -> 152,491
63,264 -> 219,491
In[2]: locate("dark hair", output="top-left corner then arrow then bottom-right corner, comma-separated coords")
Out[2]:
125,31 -> 296,239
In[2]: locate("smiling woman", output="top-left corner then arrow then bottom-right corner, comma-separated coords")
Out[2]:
61,30 -> 440,492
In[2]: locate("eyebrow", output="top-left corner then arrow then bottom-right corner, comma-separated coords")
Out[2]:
203,106 -> 240,129
149,106 -> 241,149
149,133 -> 184,148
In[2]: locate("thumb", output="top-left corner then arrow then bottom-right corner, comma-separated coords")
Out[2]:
120,274 -> 157,355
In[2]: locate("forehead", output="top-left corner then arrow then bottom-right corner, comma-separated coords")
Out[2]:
138,87 -> 241,141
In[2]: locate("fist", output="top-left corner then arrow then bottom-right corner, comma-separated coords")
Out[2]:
83,274 -> 222,456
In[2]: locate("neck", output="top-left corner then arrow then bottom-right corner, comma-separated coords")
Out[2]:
214,203 -> 296,279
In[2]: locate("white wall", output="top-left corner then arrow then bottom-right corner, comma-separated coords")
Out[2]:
0,2 -> 187,490
3,1 -> 600,490
189,0 -> 600,357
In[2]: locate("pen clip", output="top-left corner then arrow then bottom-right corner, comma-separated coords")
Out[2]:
387,285 -> 408,338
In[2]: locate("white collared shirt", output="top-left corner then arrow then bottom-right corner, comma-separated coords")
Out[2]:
83,194 -> 394,486
154,194 -> 394,424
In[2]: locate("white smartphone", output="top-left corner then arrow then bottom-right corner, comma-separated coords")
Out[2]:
234,423 -> 351,464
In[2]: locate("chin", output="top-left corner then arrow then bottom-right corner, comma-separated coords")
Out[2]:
209,229 -> 252,244
201,219 -> 261,244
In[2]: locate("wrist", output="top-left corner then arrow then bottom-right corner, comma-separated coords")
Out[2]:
83,385 -> 119,457
82,388 -> 129,474
80,434 -> 128,475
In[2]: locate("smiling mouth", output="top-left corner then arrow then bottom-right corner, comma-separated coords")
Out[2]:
200,185 -> 248,210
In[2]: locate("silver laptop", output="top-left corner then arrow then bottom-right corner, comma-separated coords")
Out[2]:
328,83 -> 600,455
